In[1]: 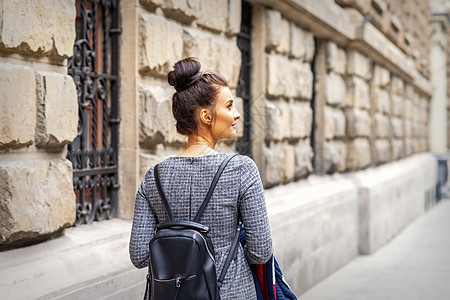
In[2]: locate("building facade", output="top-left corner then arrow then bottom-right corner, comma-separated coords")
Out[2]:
0,0 -> 445,298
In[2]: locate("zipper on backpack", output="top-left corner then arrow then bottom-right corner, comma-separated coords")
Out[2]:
154,274 -> 197,288
183,229 -> 216,264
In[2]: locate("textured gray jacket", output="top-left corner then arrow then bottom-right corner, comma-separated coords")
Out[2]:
129,153 -> 273,299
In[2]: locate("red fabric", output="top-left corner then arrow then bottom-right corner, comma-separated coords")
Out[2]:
255,264 -> 269,300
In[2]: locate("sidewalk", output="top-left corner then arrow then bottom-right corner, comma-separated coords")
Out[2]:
302,199 -> 450,300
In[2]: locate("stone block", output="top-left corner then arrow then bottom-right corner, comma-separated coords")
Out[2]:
326,41 -> 347,75
0,0 -> 75,57
356,153 -> 436,254
294,140 -> 313,179
391,94 -> 403,117
35,72 -> 78,148
375,139 -> 391,163
139,13 -> 183,77
325,72 -> 346,106
375,88 -> 390,114
266,9 -> 281,51
347,138 -> 371,170
324,107 -> 345,139
375,113 -> 390,138
391,139 -> 404,160
347,50 -> 371,80
277,18 -> 291,55
0,158 -> 75,247
346,76 -> 370,109
265,100 -> 291,141
391,75 -> 404,95
197,0 -> 228,32
290,24 -> 315,62
0,63 -> 36,149
264,145 -> 285,187
373,64 -> 390,88
140,0 -> 200,23
227,0 -> 241,35
183,27 -> 241,88
139,85 -> 186,147
284,145 -> 295,183
324,141 -> 347,173
290,102 -> 312,139
345,108 -> 371,138
266,55 -> 313,100
391,117 -> 404,138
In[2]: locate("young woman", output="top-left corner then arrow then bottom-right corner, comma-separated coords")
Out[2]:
129,57 -> 273,299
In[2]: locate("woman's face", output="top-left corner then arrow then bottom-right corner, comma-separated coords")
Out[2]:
210,87 -> 241,141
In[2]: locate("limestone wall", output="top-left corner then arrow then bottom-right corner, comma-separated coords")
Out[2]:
0,0 -> 77,249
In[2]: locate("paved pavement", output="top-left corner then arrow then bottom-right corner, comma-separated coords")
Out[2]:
301,199 -> 450,300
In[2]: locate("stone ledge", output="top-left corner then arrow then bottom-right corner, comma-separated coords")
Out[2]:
0,219 -> 147,299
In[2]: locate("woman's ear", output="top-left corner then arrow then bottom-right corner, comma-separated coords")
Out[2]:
199,108 -> 212,125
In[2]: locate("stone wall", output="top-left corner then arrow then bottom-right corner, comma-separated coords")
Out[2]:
263,8 -> 314,187
0,0 -> 77,249
336,0 -> 431,78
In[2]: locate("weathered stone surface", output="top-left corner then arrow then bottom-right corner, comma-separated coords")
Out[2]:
227,0 -> 241,35
266,9 -> 281,51
347,138 -> 371,170
375,88 -> 390,114
347,50 -> 371,80
284,145 -> 295,182
197,0 -> 228,32
183,27 -> 241,88
391,117 -> 404,138
345,108 -> 371,138
325,72 -> 346,106
324,107 -> 346,139
346,76 -> 370,109
266,54 -> 313,99
139,85 -> 186,147
404,120 -> 412,137
294,140 -> 313,179
0,63 -> 36,149
324,141 -> 346,173
0,0 -> 75,57
290,102 -> 312,139
139,13 -> 183,77
290,24 -> 314,62
326,42 -> 347,74
0,159 -> 75,247
391,139 -> 404,160
265,100 -> 291,141
391,94 -> 403,117
375,139 -> 391,163
375,113 -> 390,138
264,145 -> 285,187
277,17 -> 291,55
140,0 -> 200,23
391,75 -> 404,95
373,64 -> 390,88
35,72 -> 78,147
405,139 -> 414,156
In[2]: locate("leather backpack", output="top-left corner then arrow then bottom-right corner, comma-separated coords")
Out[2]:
145,154 -> 240,300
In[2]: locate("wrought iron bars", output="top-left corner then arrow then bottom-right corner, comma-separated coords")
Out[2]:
67,0 -> 120,225
236,1 -> 253,157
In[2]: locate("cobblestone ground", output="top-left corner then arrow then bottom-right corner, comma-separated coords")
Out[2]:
302,199 -> 450,300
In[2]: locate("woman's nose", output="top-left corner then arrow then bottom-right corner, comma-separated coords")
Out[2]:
234,107 -> 241,119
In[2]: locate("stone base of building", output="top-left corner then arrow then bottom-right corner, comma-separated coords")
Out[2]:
0,153 -> 437,298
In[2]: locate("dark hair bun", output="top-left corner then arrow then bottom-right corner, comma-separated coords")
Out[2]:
168,57 -> 203,92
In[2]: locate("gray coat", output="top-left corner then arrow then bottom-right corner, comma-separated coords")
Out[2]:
129,153 -> 273,299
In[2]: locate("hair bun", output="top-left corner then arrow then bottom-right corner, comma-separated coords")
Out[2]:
168,57 -> 203,92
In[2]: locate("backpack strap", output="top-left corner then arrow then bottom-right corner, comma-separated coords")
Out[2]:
154,163 -> 174,221
217,221 -> 241,288
193,153 -> 238,222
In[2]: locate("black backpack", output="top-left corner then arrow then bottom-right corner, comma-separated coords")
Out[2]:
144,154 -> 240,300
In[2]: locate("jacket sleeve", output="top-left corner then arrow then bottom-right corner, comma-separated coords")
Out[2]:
238,156 -> 273,265
129,168 -> 157,269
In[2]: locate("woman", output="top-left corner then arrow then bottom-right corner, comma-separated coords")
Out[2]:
129,57 -> 273,299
